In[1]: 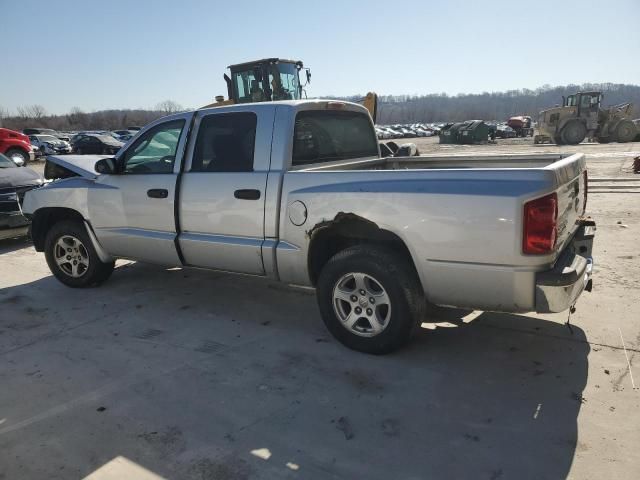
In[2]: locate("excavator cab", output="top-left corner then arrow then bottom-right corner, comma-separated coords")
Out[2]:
226,58 -> 308,103
564,91 -> 601,111
203,57 -> 378,123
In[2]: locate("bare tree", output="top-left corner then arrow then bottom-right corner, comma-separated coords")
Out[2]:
16,104 -> 48,122
155,100 -> 183,115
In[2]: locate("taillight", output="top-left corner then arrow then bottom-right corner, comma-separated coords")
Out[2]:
523,192 -> 558,254
582,170 -> 588,215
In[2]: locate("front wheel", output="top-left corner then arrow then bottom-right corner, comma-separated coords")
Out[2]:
316,245 -> 425,354
613,120 -> 637,143
5,148 -> 29,165
560,121 -> 586,145
44,220 -> 115,287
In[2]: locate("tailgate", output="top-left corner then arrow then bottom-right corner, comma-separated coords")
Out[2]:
546,153 -> 588,254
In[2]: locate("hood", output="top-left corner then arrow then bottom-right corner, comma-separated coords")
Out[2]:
0,166 -> 44,188
44,154 -> 110,180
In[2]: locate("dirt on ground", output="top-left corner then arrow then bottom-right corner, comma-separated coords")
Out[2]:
1,140 -> 639,480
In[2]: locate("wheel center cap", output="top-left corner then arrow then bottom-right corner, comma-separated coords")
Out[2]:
359,297 -> 368,308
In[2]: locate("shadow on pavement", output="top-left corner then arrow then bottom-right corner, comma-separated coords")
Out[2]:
0,235 -> 32,255
0,262 -> 588,480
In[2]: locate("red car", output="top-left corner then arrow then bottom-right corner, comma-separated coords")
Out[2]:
0,128 -> 35,165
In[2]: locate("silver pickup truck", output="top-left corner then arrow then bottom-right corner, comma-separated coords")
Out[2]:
23,100 -> 595,353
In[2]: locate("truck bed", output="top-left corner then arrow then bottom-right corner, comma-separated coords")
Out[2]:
279,152 -> 587,311
294,153 -> 576,171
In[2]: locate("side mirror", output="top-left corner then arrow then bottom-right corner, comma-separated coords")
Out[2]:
95,158 -> 116,174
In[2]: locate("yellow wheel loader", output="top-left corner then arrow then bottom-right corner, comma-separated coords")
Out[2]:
535,91 -> 637,145
202,58 -> 378,122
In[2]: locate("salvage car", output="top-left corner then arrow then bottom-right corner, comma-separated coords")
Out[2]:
23,100 -> 595,354
0,128 -> 36,165
72,134 -> 123,155
29,135 -> 72,155
0,153 -> 44,240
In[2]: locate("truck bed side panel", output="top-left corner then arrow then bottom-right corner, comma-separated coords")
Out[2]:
276,168 -> 564,311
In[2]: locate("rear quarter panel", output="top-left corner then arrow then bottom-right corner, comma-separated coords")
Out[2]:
276,159 -> 584,312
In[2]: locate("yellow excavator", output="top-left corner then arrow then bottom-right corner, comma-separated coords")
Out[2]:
202,58 -> 378,123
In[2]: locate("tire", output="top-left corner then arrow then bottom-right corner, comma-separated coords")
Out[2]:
316,245 -> 426,354
44,220 -> 115,288
5,148 -> 29,165
613,120 -> 637,143
560,121 -> 587,145
76,148 -> 83,154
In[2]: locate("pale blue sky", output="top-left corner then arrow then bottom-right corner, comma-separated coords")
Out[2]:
3,0 -> 639,114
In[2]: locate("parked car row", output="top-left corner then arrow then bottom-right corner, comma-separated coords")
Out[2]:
375,124 -> 440,139
0,127 -> 139,163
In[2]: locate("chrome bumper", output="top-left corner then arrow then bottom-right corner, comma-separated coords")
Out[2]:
535,220 -> 595,313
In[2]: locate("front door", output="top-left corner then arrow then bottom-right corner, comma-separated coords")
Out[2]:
178,107 -> 273,275
88,115 -> 191,265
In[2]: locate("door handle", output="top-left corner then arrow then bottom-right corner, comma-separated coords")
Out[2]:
147,189 -> 168,199
234,189 -> 261,200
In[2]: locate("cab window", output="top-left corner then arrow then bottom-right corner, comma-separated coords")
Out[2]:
191,112 -> 256,173
292,110 -> 378,166
122,120 -> 185,174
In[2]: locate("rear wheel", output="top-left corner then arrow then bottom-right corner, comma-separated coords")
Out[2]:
44,220 -> 115,287
316,245 -> 425,354
613,120 -> 637,143
5,148 -> 29,165
560,121 -> 587,145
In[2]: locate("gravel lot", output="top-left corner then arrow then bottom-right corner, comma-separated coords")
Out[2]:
1,140 -> 639,479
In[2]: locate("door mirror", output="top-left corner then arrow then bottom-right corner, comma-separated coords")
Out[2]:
95,158 -> 116,174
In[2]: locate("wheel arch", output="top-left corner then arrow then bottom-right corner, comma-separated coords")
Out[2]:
5,145 -> 29,154
306,213 -> 421,289
31,207 -> 113,261
31,207 -> 84,251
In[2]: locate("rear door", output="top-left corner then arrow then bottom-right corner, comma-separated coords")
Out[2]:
88,114 -> 191,265
178,106 -> 274,274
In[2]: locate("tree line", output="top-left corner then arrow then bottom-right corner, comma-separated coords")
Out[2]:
0,100 -> 184,132
1,84 -> 638,131
372,83 -> 640,124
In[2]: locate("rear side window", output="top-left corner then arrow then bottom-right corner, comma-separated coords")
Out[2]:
191,112 -> 257,172
292,110 -> 378,166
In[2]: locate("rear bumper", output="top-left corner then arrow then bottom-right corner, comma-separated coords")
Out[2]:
535,220 -> 595,313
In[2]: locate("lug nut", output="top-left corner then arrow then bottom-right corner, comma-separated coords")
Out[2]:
351,295 -> 358,302
366,308 -> 373,316
370,297 -> 375,304
359,289 -> 366,295
355,307 -> 362,314
66,255 -> 71,260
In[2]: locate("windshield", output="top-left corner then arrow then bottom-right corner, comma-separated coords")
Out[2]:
38,135 -> 60,143
95,135 -> 121,144
268,63 -> 300,100
0,153 -> 18,168
232,62 -> 301,103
